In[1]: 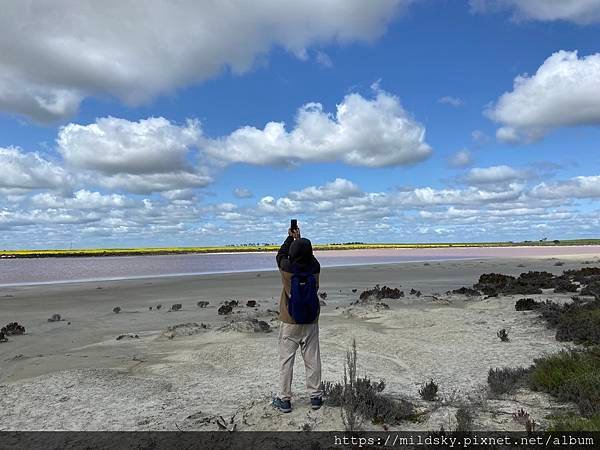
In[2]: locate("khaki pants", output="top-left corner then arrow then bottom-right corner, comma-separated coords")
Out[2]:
278,322 -> 323,401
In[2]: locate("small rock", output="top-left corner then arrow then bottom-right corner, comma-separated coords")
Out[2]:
116,334 -> 139,340
257,320 -> 271,332
3,322 -> 25,334
218,304 -> 233,315
162,322 -> 209,339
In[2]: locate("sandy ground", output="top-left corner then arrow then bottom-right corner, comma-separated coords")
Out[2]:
1,252 -> 598,431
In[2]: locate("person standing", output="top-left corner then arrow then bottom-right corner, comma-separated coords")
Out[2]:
272,224 -> 323,413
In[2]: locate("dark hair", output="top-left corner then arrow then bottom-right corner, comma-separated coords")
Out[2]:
289,238 -> 313,265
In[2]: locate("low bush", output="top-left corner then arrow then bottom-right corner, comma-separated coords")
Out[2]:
529,348 -> 600,416
537,298 -> 600,345
487,367 -> 530,395
581,281 -> 600,298
451,287 -> 480,297
455,406 -> 473,432
515,298 -> 540,311
553,276 -> 578,293
549,414 -> 600,431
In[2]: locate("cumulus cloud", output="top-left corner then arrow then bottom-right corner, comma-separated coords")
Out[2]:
57,117 -> 211,194
204,88 -> 432,167
89,172 -> 212,195
466,165 -> 528,185
0,0 -> 407,122
448,149 -> 473,168
531,175 -> 600,199
486,51 -> 600,142
0,147 -> 70,191
288,178 -> 361,200
3,172 -> 600,246
395,183 -> 526,206
470,0 -> 600,24
31,190 -> 133,209
438,96 -> 464,107
58,117 -> 201,174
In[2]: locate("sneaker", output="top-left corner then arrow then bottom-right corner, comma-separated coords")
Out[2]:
272,397 -> 292,413
310,396 -> 323,410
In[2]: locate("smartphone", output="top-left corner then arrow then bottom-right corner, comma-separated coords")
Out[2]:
290,219 -> 298,230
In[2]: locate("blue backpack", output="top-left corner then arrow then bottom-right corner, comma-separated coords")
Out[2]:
288,264 -> 319,324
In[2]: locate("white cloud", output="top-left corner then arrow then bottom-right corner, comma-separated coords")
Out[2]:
204,88 -> 432,167
57,117 -> 212,194
58,117 -> 201,174
438,96 -> 463,107
92,172 -> 212,195
487,51 -> 600,142
466,165 -> 528,185
471,130 -> 490,145
448,149 -> 472,168
0,147 -> 70,191
233,187 -> 254,198
288,178 -> 361,200
0,0 -> 407,122
395,183 -> 526,206
470,0 -> 600,24
31,190 -> 133,209
4,171 -> 600,246
315,51 -> 333,68
531,175 -> 600,199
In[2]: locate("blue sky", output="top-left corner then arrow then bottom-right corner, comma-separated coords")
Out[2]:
1,0 -> 600,248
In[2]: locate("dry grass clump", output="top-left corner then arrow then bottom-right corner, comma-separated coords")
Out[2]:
418,379 -> 438,401
321,339 -> 415,430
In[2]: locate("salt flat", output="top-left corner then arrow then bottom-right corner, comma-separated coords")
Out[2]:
1,251 -> 597,431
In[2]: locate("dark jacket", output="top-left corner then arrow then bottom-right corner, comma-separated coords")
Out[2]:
276,236 -> 321,324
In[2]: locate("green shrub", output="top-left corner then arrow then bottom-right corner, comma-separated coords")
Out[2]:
556,307 -> 600,345
529,349 -> 600,416
549,414 -> 600,431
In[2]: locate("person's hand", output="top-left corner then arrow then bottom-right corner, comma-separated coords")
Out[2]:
288,227 -> 301,240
